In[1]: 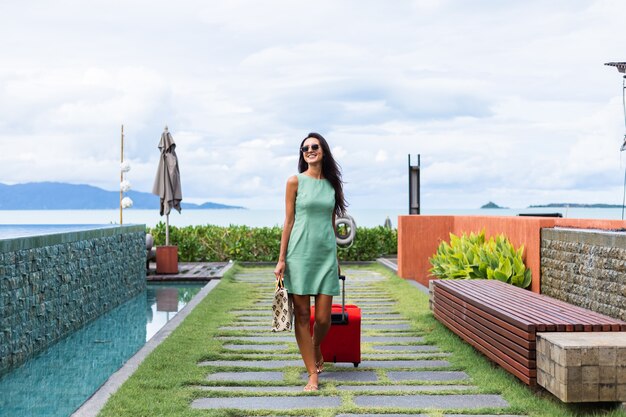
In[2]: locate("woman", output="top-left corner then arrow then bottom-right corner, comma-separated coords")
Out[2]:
274,132 -> 347,391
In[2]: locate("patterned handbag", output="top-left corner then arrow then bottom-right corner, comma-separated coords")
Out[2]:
271,277 -> 293,332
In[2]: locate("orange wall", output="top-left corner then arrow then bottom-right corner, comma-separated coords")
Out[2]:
397,215 -> 626,293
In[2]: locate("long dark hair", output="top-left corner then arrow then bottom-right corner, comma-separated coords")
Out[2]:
298,132 -> 348,217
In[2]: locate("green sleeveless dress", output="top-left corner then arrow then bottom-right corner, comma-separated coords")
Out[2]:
284,173 -> 340,296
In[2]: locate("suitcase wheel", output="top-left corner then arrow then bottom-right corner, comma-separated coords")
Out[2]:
353,362 -> 359,367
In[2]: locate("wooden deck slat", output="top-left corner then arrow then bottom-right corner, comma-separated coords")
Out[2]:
438,280 -> 554,329
435,280 -> 624,329
434,291 -> 535,356
464,283 -> 581,331
432,309 -> 534,385
458,279 -> 625,326
147,262 -> 229,281
433,289 -> 535,347
445,280 -> 584,331
433,289 -> 533,343
433,282 -> 537,332
468,281 -> 620,329
434,299 -> 535,367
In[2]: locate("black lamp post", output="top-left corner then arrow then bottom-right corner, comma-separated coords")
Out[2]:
408,154 -> 420,214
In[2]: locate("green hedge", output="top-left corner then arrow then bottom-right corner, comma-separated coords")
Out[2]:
148,222 -> 397,262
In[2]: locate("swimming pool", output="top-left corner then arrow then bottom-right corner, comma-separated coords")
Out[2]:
0,224 -> 146,374
0,224 -> 122,239
0,282 -> 205,417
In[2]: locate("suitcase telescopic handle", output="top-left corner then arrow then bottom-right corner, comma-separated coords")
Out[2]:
339,274 -> 346,317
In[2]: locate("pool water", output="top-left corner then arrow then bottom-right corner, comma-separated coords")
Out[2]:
0,224 -> 121,239
0,282 -> 204,417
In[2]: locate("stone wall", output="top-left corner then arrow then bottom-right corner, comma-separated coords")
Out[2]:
0,225 -> 146,374
541,228 -> 626,321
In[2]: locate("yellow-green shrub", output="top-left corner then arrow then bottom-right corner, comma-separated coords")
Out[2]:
428,230 -> 531,288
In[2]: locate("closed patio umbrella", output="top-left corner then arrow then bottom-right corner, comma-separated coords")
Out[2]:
152,126 -> 182,245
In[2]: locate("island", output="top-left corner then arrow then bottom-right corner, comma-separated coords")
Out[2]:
528,203 -> 623,208
0,182 -> 245,210
481,201 -> 508,209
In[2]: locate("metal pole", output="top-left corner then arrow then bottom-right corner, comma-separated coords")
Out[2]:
622,77 -> 626,219
120,125 -> 124,225
408,154 -> 421,214
166,213 -> 170,246
622,168 -> 626,220
417,154 -> 422,214
407,155 -> 411,214
622,77 -> 626,132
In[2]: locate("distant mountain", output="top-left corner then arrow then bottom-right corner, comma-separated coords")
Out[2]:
481,201 -> 507,209
528,203 -> 623,208
0,182 -> 244,210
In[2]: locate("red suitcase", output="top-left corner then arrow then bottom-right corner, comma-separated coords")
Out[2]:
310,275 -> 361,367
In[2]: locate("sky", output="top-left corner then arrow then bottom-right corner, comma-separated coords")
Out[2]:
1,0 -> 626,210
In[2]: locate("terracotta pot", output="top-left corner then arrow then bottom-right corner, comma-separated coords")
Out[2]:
156,246 -> 179,274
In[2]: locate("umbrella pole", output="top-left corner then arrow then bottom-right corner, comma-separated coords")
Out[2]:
120,124 -> 124,225
166,213 -> 170,246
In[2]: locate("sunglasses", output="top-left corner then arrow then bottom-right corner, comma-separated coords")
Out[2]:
301,144 -> 320,153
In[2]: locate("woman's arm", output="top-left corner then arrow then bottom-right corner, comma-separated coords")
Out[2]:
332,212 -> 341,276
274,176 -> 298,280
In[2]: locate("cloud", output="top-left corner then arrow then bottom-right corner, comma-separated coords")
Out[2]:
1,0 -> 626,210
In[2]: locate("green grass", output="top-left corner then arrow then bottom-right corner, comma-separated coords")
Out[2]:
98,264 -> 626,417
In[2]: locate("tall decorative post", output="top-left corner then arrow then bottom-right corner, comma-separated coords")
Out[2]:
120,124 -> 133,224
408,154 -> 421,214
120,125 -> 124,224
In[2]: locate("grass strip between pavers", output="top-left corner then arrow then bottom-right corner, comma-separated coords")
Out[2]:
98,264 -> 626,417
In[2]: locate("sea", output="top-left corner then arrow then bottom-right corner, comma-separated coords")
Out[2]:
0,207 -> 625,229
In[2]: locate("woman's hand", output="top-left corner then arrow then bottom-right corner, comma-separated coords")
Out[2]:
274,261 -> 285,280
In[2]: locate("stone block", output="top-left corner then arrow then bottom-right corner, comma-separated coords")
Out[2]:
564,348 -> 581,367
566,366 -> 582,385
352,394 -> 509,409
582,366 -> 599,384
617,366 -> 626,384
536,368 -> 546,387
387,371 -> 469,381
536,337 -> 546,355
599,347 -> 616,366
537,332 -> 626,403
548,358 -> 555,376
554,363 -> 567,383
564,379 -> 582,402
581,383 -> 599,402
581,347 -> 599,365
192,396 -> 342,410
550,344 -> 562,365
599,384 -> 617,402
302,371 -> 377,382
599,366 -> 616,384
554,382 -> 566,400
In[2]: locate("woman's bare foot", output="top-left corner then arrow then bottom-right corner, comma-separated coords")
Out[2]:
303,372 -> 319,391
314,345 -> 324,374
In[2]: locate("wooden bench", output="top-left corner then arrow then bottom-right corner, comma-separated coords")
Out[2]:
429,279 -> 626,385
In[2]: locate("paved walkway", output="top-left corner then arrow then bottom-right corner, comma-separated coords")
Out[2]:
191,268 -> 525,416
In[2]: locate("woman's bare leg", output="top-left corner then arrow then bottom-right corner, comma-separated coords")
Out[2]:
291,294 -> 318,389
312,294 -> 333,371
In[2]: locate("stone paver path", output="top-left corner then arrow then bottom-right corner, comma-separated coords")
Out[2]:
192,268 -> 522,416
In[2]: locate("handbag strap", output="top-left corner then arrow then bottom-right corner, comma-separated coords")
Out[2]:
275,277 -> 285,290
